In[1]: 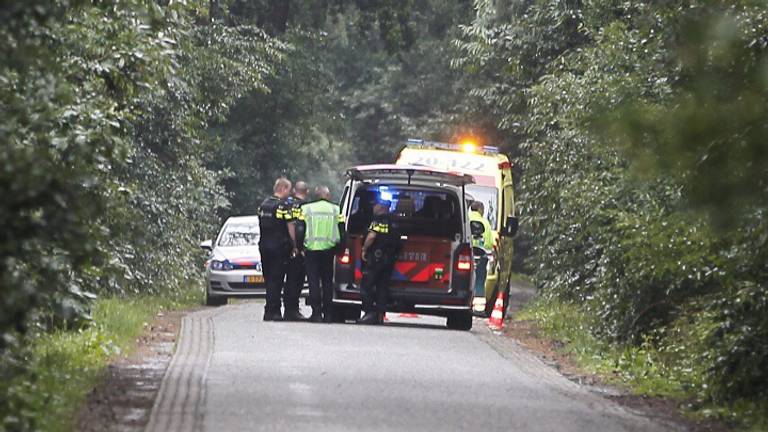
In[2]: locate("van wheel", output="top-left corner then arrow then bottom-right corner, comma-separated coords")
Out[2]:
206,291 -> 227,307
331,305 -> 360,323
447,311 -> 473,331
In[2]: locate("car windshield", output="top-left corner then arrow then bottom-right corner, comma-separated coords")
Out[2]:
347,186 -> 462,239
218,223 -> 260,246
465,185 -> 498,229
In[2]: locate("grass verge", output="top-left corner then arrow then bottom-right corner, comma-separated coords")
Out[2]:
516,297 -> 768,431
508,272 -> 534,286
3,287 -> 201,432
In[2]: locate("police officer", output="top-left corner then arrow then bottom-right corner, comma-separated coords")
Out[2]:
283,181 -> 309,321
296,186 -> 345,322
357,198 -> 399,325
469,201 -> 494,311
258,177 -> 294,321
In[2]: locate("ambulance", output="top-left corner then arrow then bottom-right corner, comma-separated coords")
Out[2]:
396,139 -> 517,316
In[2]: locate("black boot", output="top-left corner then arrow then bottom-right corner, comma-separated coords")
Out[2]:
357,312 -> 380,325
284,310 -> 306,321
263,310 -> 283,321
308,309 -> 323,323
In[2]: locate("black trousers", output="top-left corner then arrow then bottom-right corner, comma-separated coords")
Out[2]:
360,258 -> 393,314
284,254 -> 304,313
304,249 -> 335,316
260,246 -> 289,314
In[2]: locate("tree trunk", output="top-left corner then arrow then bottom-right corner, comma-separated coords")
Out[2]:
209,0 -> 220,23
269,0 -> 290,34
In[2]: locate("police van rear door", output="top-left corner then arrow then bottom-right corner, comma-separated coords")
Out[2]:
386,187 -> 462,292
342,187 -> 468,292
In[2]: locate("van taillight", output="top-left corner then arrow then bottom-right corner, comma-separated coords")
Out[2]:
338,248 -> 351,265
456,244 -> 472,272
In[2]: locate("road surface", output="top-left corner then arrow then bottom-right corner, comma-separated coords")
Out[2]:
146,301 -> 680,432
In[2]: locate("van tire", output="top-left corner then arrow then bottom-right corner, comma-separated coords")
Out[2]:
447,311 -> 473,331
206,291 -> 227,307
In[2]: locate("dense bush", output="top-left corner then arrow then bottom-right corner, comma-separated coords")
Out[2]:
455,0 -> 767,410
1,0 -> 284,333
1,1 -> 285,427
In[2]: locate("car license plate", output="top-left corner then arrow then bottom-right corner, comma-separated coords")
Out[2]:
244,275 -> 264,284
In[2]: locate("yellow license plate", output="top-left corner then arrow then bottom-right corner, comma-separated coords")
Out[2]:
244,275 -> 264,284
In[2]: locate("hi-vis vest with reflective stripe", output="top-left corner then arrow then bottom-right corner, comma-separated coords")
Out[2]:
469,210 -> 494,252
299,200 -> 344,251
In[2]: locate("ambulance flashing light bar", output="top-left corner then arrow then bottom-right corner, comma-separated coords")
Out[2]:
405,138 -> 499,155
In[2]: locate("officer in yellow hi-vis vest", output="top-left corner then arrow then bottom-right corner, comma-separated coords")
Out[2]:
258,177 -> 294,321
469,201 -> 494,309
284,181 -> 309,321
357,198 -> 399,325
296,185 -> 345,322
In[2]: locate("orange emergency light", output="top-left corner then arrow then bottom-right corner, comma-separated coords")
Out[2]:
461,141 -> 477,153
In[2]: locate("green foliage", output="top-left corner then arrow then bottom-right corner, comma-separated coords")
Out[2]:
210,0 -> 481,216
1,0 -> 282,330
326,0 -> 481,163
210,29 -> 355,212
519,297 -> 768,429
455,0 -> 768,421
1,289 -> 201,432
2,0 -> 175,340
1,0 -> 283,428
518,298 -> 692,398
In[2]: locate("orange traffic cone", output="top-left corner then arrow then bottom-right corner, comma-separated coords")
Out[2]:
488,291 -> 505,330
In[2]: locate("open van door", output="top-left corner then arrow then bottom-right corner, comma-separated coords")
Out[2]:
347,165 -> 475,188
334,165 -> 476,329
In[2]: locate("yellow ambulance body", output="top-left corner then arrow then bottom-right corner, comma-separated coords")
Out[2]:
396,139 -> 515,315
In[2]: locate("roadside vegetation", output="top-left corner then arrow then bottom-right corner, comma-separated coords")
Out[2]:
451,2 -> 767,428
518,298 -> 768,430
3,288 -> 200,431
2,0 -> 766,430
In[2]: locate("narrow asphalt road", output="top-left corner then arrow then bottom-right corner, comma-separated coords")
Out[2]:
146,301 -> 680,432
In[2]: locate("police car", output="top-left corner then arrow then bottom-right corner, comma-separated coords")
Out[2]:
331,165 -> 480,330
199,216 -> 308,306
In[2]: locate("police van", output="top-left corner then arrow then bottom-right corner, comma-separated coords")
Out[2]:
332,164 -> 478,330
396,139 -> 517,316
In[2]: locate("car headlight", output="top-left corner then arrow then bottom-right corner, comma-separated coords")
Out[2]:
210,260 -> 234,271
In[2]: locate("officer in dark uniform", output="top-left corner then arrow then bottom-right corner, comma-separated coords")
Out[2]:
357,198 -> 400,325
283,181 -> 309,321
258,177 -> 294,321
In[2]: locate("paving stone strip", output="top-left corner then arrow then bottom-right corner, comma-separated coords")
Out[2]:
145,307 -> 220,432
